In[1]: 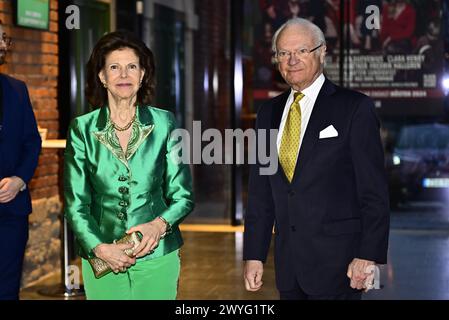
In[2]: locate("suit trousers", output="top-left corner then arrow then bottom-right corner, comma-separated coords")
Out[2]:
82,249 -> 180,300
279,280 -> 362,300
0,213 -> 29,300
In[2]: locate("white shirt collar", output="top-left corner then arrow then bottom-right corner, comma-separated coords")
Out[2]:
291,73 -> 325,101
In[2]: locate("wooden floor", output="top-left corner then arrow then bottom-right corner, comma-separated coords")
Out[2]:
20,230 -> 278,300
21,218 -> 449,300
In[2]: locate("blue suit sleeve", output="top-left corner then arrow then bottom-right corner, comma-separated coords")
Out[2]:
15,83 -> 41,184
243,107 -> 275,263
350,96 -> 390,264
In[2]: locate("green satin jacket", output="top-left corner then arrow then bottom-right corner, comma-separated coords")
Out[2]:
63,105 -> 194,260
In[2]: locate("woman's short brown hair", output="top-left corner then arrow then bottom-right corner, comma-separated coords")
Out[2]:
85,30 -> 156,107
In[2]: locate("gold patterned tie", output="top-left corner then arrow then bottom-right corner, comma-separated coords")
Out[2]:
279,92 -> 304,182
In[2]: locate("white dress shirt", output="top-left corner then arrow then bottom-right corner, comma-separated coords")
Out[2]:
277,73 -> 325,162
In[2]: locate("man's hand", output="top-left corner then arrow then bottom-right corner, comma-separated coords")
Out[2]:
244,260 -> 264,292
0,176 -> 25,203
347,258 -> 375,291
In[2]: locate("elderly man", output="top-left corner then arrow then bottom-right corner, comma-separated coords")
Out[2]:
243,18 -> 389,300
0,21 -> 41,300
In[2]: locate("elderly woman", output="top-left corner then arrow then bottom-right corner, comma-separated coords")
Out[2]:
64,31 -> 194,300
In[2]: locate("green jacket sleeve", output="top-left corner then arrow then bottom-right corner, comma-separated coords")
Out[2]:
160,112 -> 195,228
64,119 -> 105,258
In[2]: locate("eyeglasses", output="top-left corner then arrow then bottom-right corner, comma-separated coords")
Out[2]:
0,35 -> 12,47
276,43 -> 323,62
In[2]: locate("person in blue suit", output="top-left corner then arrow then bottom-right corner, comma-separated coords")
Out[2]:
0,21 -> 41,300
243,18 -> 390,300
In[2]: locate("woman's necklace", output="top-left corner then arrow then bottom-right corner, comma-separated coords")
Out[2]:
110,111 -> 136,132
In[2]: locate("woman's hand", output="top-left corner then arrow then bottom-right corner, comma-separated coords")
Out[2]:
127,218 -> 167,258
93,243 -> 136,273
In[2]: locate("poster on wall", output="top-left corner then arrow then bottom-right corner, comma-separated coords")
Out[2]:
253,0 -> 443,115
253,0 -> 328,94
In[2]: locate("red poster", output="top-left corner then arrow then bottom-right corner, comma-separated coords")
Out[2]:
253,0 -> 443,111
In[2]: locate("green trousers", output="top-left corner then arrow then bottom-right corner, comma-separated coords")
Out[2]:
82,249 -> 180,300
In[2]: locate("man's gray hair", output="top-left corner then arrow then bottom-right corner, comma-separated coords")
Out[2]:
271,18 -> 326,53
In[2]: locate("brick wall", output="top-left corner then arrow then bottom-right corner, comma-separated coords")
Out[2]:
0,0 -> 59,201
0,0 -> 61,287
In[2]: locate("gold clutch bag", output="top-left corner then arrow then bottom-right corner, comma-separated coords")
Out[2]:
88,232 -> 142,279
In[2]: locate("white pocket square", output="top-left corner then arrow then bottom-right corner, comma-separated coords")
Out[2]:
319,125 -> 338,139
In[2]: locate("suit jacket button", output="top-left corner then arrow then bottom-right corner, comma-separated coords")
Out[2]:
291,226 -> 296,232
117,212 -> 126,220
288,190 -> 295,197
119,186 -> 129,194
118,175 -> 128,182
119,200 -> 128,207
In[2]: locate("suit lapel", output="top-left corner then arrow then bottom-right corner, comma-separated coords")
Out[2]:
270,90 -> 290,131
92,106 -> 155,169
125,106 -> 154,160
291,78 -> 336,184
92,106 -> 128,168
269,90 -> 291,184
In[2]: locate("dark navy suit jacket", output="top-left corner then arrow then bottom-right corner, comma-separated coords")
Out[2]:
243,78 -> 390,295
0,74 -> 41,216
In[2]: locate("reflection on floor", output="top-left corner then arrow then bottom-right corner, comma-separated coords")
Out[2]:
178,232 -> 277,300
20,230 -> 278,300
365,229 -> 449,300
20,203 -> 449,300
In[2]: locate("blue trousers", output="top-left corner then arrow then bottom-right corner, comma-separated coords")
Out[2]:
279,280 -> 362,300
0,213 -> 28,300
